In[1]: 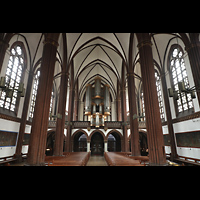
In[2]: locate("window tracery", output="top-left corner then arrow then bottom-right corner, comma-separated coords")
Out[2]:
29,70 -> 40,119
140,70 -> 165,121
169,45 -> 193,114
29,69 -> 54,120
155,70 -> 164,120
0,43 -> 26,113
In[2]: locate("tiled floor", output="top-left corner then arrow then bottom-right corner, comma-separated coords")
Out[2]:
86,155 -> 108,166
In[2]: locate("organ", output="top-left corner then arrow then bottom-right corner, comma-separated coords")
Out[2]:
84,76 -> 110,127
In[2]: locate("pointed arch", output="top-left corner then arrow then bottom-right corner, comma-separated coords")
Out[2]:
88,129 -> 106,141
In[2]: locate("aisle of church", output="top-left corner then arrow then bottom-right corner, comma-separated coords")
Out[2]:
86,156 -> 108,166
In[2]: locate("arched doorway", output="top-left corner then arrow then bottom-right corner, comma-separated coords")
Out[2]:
139,132 -> 148,156
46,130 -> 65,155
107,132 -> 121,152
73,132 -> 87,152
46,131 -> 55,156
129,131 -> 148,156
91,132 -> 104,156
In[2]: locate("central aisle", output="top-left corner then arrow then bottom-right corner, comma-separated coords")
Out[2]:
86,155 -> 108,166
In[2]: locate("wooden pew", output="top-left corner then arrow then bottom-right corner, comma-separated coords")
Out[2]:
104,152 -> 145,166
128,155 -> 149,166
0,155 -> 18,166
45,152 -> 90,166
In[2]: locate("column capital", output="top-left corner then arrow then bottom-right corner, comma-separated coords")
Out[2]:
185,42 -> 200,52
120,89 -> 126,92
137,40 -> 152,49
127,71 -> 135,77
104,84 -> 110,88
43,38 -> 59,48
0,39 -> 9,48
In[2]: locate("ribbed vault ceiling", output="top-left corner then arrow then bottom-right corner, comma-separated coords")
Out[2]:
66,33 -> 130,100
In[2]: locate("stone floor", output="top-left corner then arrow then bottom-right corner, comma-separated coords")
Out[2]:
86,155 -> 108,166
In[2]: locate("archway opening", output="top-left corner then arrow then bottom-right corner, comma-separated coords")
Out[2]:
107,132 -> 121,152
46,131 -> 55,156
129,132 -> 148,156
139,132 -> 148,156
91,132 -> 104,156
73,132 -> 87,152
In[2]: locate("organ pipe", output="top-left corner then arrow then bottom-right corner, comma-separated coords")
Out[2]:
85,84 -> 91,115
84,77 -> 111,127
104,84 -> 110,115
94,76 -> 101,98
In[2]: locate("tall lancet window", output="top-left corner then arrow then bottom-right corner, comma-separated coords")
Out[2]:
169,45 -> 193,115
155,70 -> 164,120
29,69 -> 54,120
140,70 -> 165,121
0,42 -> 26,113
140,85 -> 145,121
29,69 -> 40,119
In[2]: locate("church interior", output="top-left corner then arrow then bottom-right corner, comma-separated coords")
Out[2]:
0,33 -> 200,166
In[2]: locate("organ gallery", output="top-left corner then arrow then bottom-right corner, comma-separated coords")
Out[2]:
84,77 -> 111,127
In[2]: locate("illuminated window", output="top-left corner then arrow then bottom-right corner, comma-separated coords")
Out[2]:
155,70 -> 164,120
29,70 -> 40,118
0,42 -> 26,113
140,86 -> 145,121
169,45 -> 193,114
29,69 -> 54,120
49,91 -> 54,120
140,70 -> 165,121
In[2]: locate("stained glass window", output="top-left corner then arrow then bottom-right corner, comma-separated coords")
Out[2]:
155,70 -> 165,120
140,86 -> 145,121
29,69 -> 54,119
0,43 -> 25,112
140,70 -> 165,121
169,46 -> 193,113
29,70 -> 40,118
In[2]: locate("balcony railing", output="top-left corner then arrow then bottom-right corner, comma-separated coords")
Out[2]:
104,121 -> 122,129
48,120 -> 146,129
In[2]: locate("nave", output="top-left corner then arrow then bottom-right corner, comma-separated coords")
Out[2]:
86,155 -> 108,166
1,33 -> 200,166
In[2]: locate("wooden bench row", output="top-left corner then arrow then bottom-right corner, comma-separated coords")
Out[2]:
105,152 -> 149,166
0,156 -> 18,166
45,152 -> 90,166
104,152 -> 146,166
166,153 -> 200,166
174,155 -> 200,166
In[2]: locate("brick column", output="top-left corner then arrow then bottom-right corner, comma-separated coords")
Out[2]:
15,71 -> 34,160
26,33 -> 60,165
65,64 -> 75,152
185,42 -> 200,106
53,34 -> 68,156
121,64 -> 128,152
137,34 -> 166,165
127,71 -> 140,156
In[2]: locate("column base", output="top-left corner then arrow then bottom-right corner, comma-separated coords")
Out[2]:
24,162 -> 46,166
14,154 -> 23,163
148,162 -> 168,166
